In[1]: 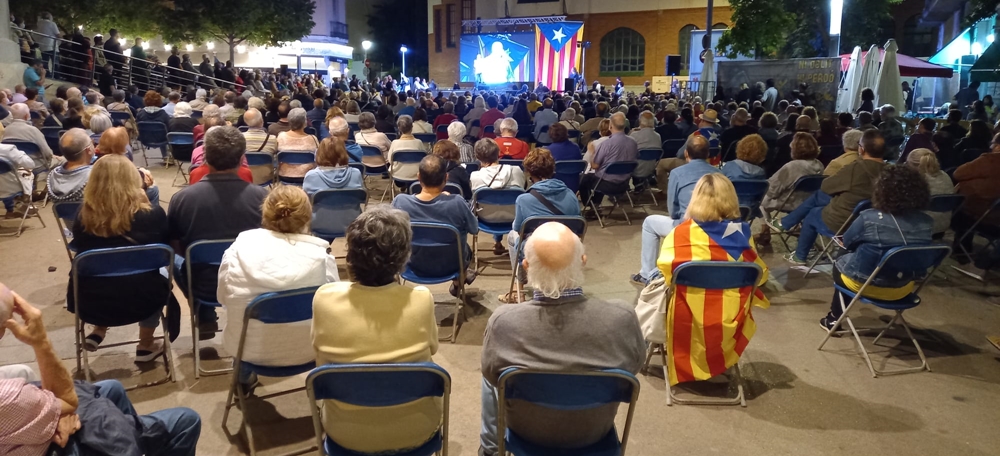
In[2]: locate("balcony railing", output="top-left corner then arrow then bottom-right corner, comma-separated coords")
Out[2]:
329,21 -> 349,40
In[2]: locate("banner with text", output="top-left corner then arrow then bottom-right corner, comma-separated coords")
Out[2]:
717,58 -> 841,113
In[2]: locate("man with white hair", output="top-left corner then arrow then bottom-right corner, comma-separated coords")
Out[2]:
190,88 -> 209,111
629,110 -> 661,151
242,108 -> 277,155
478,222 -> 645,456
495,118 -> 528,159
3,103 -> 57,173
399,97 -> 417,118
824,129 -> 864,177
0,141 -> 35,218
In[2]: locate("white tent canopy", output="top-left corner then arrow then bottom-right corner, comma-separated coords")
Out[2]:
837,46 -> 862,113
874,39 -> 904,112
700,49 -> 715,103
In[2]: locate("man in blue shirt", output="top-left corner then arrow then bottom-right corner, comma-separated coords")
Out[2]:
23,60 -> 46,101
655,109 -> 720,195
631,136 -> 720,284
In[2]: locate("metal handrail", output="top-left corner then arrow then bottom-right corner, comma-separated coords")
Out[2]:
15,26 -> 246,96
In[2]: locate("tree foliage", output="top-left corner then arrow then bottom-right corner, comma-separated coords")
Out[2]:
11,0 -> 164,39
717,0 -> 794,59
966,0 -> 1000,26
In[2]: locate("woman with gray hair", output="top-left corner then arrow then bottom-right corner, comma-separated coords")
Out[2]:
388,115 -> 427,188
354,111 -> 391,165
447,121 -> 475,163
344,100 -> 362,123
311,206 -> 440,454
464,95 -> 487,137
906,148 -> 956,236
276,107 -> 320,182
559,107 -> 580,132
168,101 -> 199,134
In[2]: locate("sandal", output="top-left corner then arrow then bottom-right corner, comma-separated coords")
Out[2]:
498,290 -> 528,304
84,334 -> 104,352
135,342 -> 164,363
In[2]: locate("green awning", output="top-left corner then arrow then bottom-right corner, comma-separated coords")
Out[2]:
971,42 -> 1000,82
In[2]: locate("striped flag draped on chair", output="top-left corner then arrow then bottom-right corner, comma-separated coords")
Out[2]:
534,22 -> 584,91
657,219 -> 770,386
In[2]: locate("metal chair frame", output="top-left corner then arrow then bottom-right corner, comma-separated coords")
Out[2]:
310,189 -> 369,242
803,200 -> 872,277
136,121 -> 170,167
276,151 -> 316,187
760,174 -> 826,251
389,150 -> 427,199
166,132 -> 194,186
634,149 -> 664,205
0,157 -> 46,237
471,188 -> 523,270
53,201 -> 82,261
583,161 -> 639,228
244,151 -> 276,187
950,197 -> 1000,281
731,180 -> 770,223
186,239 -> 237,378
399,222 -> 468,343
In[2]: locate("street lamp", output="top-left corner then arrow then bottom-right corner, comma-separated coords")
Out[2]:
400,45 -> 408,77
829,0 -> 844,57
362,40 -> 372,83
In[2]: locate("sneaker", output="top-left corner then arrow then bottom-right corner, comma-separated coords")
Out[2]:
784,252 -> 809,265
492,242 -> 508,256
135,342 -> 164,363
630,273 -> 648,286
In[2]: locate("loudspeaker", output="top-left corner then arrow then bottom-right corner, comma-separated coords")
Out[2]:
564,77 -> 576,93
279,64 -> 289,74
665,55 -> 681,76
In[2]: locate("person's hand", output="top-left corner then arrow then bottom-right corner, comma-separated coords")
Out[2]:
138,168 -> 155,187
51,414 -> 81,447
2,291 -> 49,348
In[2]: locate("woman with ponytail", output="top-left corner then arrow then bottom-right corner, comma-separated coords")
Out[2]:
906,148 -> 956,236
217,185 -> 340,393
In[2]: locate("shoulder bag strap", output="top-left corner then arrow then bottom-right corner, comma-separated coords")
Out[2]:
486,164 -> 504,187
256,132 -> 270,152
529,189 -> 563,215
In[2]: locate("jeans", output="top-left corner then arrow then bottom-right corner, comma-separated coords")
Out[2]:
639,215 -> 680,280
41,50 -> 55,72
137,310 -> 162,329
82,380 -> 202,456
781,191 -> 833,261
480,377 -> 499,454
172,255 -> 217,323
146,185 -> 160,206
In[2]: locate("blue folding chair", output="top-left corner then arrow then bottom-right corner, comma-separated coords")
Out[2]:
400,222 -> 468,343
763,174 -> 826,252
951,197 -> 1000,281
238,125 -> 250,133
312,120 -> 324,139
496,368 -> 640,456
554,160 -> 588,195
0,140 -> 44,175
409,182 -> 464,199
53,201 -> 82,260
40,126 -> 64,157
166,132 -> 194,186
244,152 -> 275,187
0,157 -> 45,237
568,129 -> 582,145
389,150 -> 427,200
483,125 -> 496,137
311,189 -> 368,242
191,110 -> 203,119
72,244 -> 176,388
642,261 -> 764,407
506,216 -> 587,303
471,188 -> 523,270
463,162 -> 481,174
384,132 -> 398,142
585,161 -> 639,228
136,121 -> 169,167
109,110 -> 132,126
634,149 -> 663,205
590,130 -> 601,141
516,124 -> 534,143
803,200 -> 872,276
535,125 -> 550,147
186,239 -> 236,378
662,139 -> 686,157
305,126 -> 318,138
731,180 -> 770,222
359,145 -> 388,176
818,245 -> 952,377
498,159 -> 523,169
414,133 -> 436,145
307,363 -> 451,456
276,151 -> 316,186
348,122 -> 360,135
436,124 -> 448,139
223,287 -> 320,456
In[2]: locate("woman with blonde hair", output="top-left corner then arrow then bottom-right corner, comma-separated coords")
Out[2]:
219,185 -> 339,392
98,126 -> 159,204
762,131 -> 824,211
906,148 -> 956,236
70,155 -> 177,362
582,118 -> 613,172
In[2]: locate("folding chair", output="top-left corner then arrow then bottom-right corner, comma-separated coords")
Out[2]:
634,149 -> 663,205
819,145 -> 842,166
311,189 -> 368,243
535,125 -> 550,147
40,126 -> 64,156
311,120 -> 324,139
306,363 -> 451,456
222,287 -> 320,456
72,244 -> 176,388
0,157 -> 45,237
238,126 -> 250,133
516,124 -> 534,143
348,122 -> 360,135
384,132 -> 398,142
585,161 -> 639,228
506,216 -> 587,303
53,201 -> 82,261
400,222 -> 468,343
818,245 -> 951,377
496,368 -> 639,456
244,152 -> 275,187
136,121 -> 169,167
1,140 -> 46,178
721,141 -> 739,162
553,160 -> 588,195
642,261 -> 763,407
471,188 -> 523,270
463,162 -> 481,174
498,159 -> 523,169
761,174 -> 826,251
731,180 -> 770,223
951,197 -> 1000,281
414,133 -> 436,146
109,110 -> 133,126
186,239 -> 237,378
409,182 -> 464,199
166,132 -> 194,186
389,150 -> 426,199
483,125 -> 496,138
276,151 -> 316,186
359,145 -> 388,181
347,163 -> 367,192
191,110 -> 203,119
568,129 -> 581,145
662,139 -> 686,158
803,200 -> 872,276
436,124 -> 448,140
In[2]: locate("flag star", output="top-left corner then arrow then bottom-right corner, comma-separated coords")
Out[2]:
722,222 -> 744,238
551,27 -> 566,43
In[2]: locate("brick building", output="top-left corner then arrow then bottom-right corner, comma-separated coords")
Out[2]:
426,0 -> 732,88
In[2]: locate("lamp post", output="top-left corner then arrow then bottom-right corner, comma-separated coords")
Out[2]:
400,45 -> 408,77
362,39 -> 372,82
830,0 -> 844,57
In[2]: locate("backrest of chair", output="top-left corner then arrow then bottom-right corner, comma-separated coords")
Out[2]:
392,150 -> 426,164
277,151 -> 316,165
406,222 -> 466,278
2,140 -> 40,155
414,133 -> 436,144
74,244 -> 174,278
245,152 -> 275,185
245,286 -> 319,324
731,179 -> 770,203
498,368 -> 638,411
473,187 -> 523,207
568,129 -> 581,138
819,145 -> 842,166
53,201 -> 82,225
347,163 -> 365,176
305,126 -> 317,137
928,194 -> 965,213
137,122 -> 168,145
662,139 -> 686,153
671,261 -> 763,290
499,159 -> 524,168
602,161 -> 639,177
311,189 -> 367,239
540,125 -> 550,134
360,145 -> 382,158
191,110 -> 203,119
0,157 -> 13,175
384,132 -> 398,142
791,174 -> 826,194
436,124 -> 448,133
238,126 -> 250,132
637,149 -> 662,162
307,363 -> 450,406
109,111 -> 131,123
464,162 -> 481,173
554,160 -> 588,194
166,132 -> 194,145
186,239 -> 233,267
520,216 -> 587,241
444,182 -> 464,199
484,125 -> 496,135
874,245 -> 951,289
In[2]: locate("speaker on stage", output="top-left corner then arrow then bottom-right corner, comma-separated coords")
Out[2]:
665,55 -> 681,76
564,77 -> 576,93
279,64 -> 289,74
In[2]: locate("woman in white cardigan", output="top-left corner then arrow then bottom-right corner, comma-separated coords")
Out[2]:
217,185 -> 339,391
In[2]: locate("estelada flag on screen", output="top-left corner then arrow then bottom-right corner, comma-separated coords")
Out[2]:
534,22 -> 584,90
656,219 -> 770,386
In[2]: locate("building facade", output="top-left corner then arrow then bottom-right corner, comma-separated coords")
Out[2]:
427,0 -> 732,88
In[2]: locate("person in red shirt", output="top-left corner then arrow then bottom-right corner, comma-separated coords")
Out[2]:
478,96 -> 505,139
189,162 -> 253,184
433,101 -> 458,140
495,118 -> 529,159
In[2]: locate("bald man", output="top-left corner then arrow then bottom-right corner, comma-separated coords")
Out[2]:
479,222 -> 645,456
241,108 -> 277,155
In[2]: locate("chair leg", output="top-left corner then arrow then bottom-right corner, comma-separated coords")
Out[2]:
623,194 -> 634,225
160,311 -> 176,383
896,312 -> 932,374
192,309 -> 202,379
648,186 -> 658,206
74,315 -> 83,376
472,236 -> 479,270
871,312 -> 901,346
591,200 -> 606,229
803,238 -> 834,277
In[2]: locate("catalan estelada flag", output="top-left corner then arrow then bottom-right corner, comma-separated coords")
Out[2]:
534,22 -> 584,91
656,219 -> 770,386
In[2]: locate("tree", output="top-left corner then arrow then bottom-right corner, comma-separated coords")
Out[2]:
162,0 -> 315,64
365,0 -> 428,78
717,0 -> 794,59
11,0 -> 162,40
966,0 -> 1000,26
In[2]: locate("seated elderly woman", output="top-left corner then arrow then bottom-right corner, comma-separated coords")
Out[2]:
820,165 -> 933,330
192,105 -> 223,143
761,132 -> 824,212
412,108 -> 434,134
276,107 -> 320,183
169,101 -> 199,134
219,185 -> 339,391
722,134 -> 767,182
69,155 -> 180,362
106,89 -> 133,114
432,140 -> 472,199
559,107 -> 581,132
88,112 -> 114,144
354,111 -> 392,167
311,206 -> 440,454
545,122 -> 581,161
135,91 -> 171,159
447,121 -> 475,163
389,115 -> 429,190
303,137 -> 364,196
905,148 -> 955,238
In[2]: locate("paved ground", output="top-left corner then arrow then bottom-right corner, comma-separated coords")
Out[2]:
2,161 -> 1000,456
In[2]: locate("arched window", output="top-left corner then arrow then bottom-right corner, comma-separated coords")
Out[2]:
678,24 -> 699,76
713,23 -> 728,30
901,15 -> 936,57
599,27 -> 646,76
